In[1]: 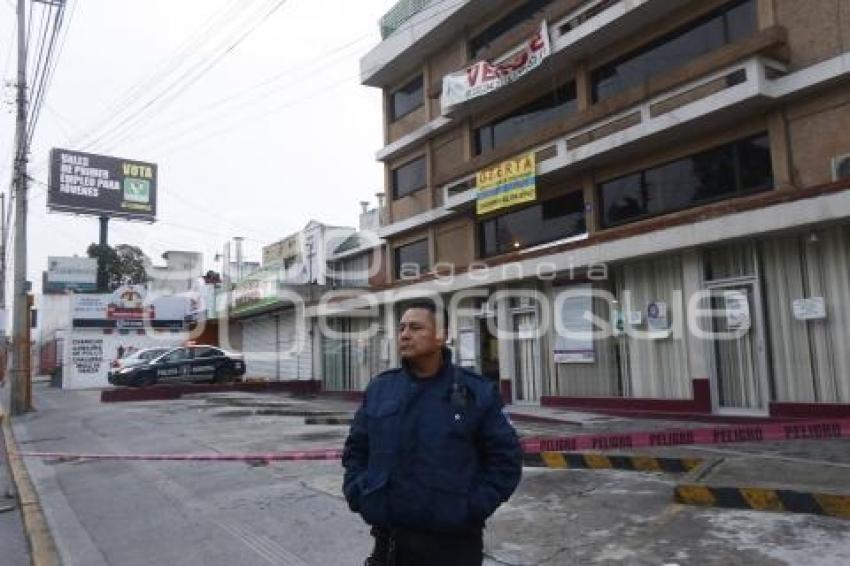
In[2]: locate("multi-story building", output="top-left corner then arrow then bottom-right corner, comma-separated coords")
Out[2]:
358,0 -> 850,417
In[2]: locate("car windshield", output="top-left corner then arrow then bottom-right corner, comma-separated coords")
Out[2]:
121,348 -> 169,366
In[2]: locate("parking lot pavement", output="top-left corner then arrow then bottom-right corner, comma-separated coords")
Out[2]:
9,384 -> 850,565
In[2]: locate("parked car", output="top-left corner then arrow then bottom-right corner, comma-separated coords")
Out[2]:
107,345 -> 246,387
109,347 -> 170,375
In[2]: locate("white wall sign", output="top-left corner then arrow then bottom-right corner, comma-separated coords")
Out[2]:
553,284 -> 595,364
792,297 -> 827,321
647,301 -> 669,332
724,290 -> 751,330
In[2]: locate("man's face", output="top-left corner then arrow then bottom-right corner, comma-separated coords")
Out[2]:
398,308 -> 444,362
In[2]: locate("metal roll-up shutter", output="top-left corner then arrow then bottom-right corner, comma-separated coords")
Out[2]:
241,315 -> 278,380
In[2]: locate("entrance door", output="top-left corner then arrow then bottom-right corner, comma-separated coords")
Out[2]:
512,310 -> 542,404
708,281 -> 769,415
478,316 -> 500,382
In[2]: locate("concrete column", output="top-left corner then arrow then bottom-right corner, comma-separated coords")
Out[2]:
768,110 -> 797,190
681,250 -> 711,395
575,60 -> 593,111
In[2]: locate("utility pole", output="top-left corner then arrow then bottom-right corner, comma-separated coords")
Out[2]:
9,0 -> 30,415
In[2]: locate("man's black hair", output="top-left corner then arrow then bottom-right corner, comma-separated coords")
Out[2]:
401,298 -> 448,333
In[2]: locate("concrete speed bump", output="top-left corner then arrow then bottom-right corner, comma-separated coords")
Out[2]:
673,456 -> 850,519
674,484 -> 850,519
523,451 -> 704,473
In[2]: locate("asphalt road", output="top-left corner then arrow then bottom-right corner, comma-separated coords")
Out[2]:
10,384 -> 850,565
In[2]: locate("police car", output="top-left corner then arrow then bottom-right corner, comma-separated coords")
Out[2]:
107,345 -> 246,387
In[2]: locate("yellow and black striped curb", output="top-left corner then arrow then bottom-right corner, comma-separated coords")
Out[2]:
674,484 -> 850,519
523,452 -> 704,473
304,416 -> 353,426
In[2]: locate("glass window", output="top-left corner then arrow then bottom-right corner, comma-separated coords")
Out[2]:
591,0 -> 757,101
479,191 -> 586,257
471,0 -> 554,58
161,348 -> 189,363
392,157 -> 427,200
192,347 -> 222,359
390,75 -> 423,121
395,239 -> 430,280
475,82 -> 577,155
599,133 -> 772,228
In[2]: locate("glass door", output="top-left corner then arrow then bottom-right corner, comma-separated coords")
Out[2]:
513,310 -> 542,404
708,282 -> 769,415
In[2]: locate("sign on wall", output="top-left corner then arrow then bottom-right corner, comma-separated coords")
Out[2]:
48,148 -> 157,220
72,285 -> 194,329
45,256 -> 98,293
553,284 -> 595,364
441,20 -> 550,113
476,152 -> 536,215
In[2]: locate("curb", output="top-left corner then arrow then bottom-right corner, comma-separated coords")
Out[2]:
304,416 -> 353,426
2,412 -> 61,566
674,483 -> 850,519
523,451 -> 704,473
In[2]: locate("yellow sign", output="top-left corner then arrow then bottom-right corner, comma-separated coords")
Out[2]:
476,152 -> 536,215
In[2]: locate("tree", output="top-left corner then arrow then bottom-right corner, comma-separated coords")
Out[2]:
87,243 -> 149,291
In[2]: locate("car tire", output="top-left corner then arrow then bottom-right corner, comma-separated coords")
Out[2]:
213,368 -> 232,384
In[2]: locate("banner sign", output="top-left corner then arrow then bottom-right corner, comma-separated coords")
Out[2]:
72,285 -> 195,329
441,20 -> 550,112
45,256 -> 97,293
476,152 -> 536,215
48,148 -> 158,220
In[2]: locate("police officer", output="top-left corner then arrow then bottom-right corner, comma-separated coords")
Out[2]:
342,300 -> 522,566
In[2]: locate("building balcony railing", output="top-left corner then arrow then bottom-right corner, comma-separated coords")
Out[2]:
380,0 -> 438,39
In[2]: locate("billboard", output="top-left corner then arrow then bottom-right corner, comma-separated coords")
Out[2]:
45,256 -> 97,293
71,285 -> 197,330
476,151 -> 537,215
48,148 -> 157,220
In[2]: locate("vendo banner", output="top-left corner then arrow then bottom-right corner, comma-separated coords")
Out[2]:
441,20 -> 550,113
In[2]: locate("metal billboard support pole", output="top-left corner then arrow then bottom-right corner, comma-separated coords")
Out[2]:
97,215 -> 109,291
9,0 -> 30,416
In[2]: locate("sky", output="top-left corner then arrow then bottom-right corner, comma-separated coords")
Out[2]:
0,0 -> 397,293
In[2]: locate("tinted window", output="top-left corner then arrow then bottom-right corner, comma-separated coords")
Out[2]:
392,157 -> 427,199
395,239 -> 430,280
471,0 -> 553,58
480,191 -> 586,257
193,347 -> 222,359
161,348 -> 189,363
390,75 -> 423,121
475,82 -> 577,155
599,133 -> 772,227
591,0 -> 756,101
140,348 -> 168,360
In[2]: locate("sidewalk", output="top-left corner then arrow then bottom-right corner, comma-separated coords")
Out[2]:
1,401 -> 31,566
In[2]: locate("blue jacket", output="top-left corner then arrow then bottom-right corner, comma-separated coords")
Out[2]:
342,349 -> 522,534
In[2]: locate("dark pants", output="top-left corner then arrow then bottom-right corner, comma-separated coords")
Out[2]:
366,527 -> 483,566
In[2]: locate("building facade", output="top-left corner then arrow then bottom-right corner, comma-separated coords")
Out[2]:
357,0 -> 850,417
